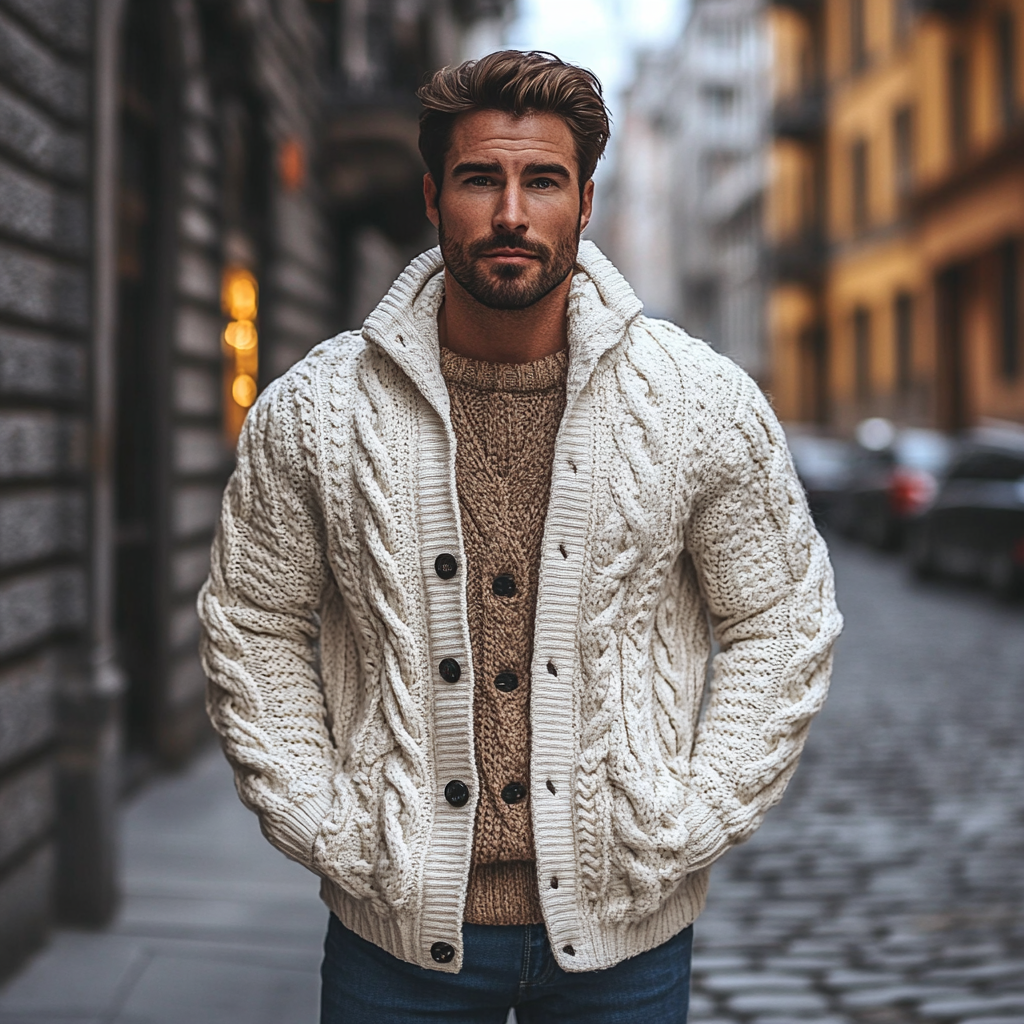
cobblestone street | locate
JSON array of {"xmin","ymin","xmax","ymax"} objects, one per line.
[
  {"xmin": 1, "ymin": 535, "xmax": 1022, "ymax": 1023},
  {"xmin": 690, "ymin": 535, "xmax": 1024, "ymax": 1024}
]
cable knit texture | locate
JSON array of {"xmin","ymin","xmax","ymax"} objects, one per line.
[
  {"xmin": 198, "ymin": 242, "xmax": 843, "ymax": 976},
  {"xmin": 440, "ymin": 346, "xmax": 569, "ymax": 926}
]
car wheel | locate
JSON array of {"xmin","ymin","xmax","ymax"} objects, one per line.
[{"xmin": 986, "ymin": 551, "xmax": 1023, "ymax": 601}]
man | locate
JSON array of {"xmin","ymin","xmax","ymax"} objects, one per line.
[{"xmin": 199, "ymin": 50, "xmax": 842, "ymax": 1024}]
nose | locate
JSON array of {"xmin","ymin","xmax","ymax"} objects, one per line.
[{"xmin": 493, "ymin": 183, "xmax": 528, "ymax": 235}]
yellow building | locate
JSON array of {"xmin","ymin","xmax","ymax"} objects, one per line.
[{"xmin": 767, "ymin": 0, "xmax": 1024, "ymax": 431}]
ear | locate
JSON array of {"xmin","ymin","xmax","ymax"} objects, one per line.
[
  {"xmin": 423, "ymin": 173, "xmax": 441, "ymax": 229},
  {"xmin": 579, "ymin": 178, "xmax": 595, "ymax": 234}
]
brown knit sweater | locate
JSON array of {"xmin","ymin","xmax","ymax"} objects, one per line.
[{"xmin": 440, "ymin": 345, "xmax": 569, "ymax": 926}]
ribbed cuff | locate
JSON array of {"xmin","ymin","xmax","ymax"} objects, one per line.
[
  {"xmin": 464, "ymin": 861, "xmax": 544, "ymax": 925},
  {"xmin": 681, "ymin": 795, "xmax": 729, "ymax": 872},
  {"xmin": 261, "ymin": 788, "xmax": 334, "ymax": 868}
]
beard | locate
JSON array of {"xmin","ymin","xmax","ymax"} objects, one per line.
[{"xmin": 438, "ymin": 221, "xmax": 579, "ymax": 311}]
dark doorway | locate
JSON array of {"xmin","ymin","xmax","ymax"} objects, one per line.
[
  {"xmin": 114, "ymin": 1, "xmax": 176, "ymax": 762},
  {"xmin": 936, "ymin": 265, "xmax": 967, "ymax": 430}
]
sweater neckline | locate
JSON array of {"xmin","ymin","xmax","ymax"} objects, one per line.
[{"xmin": 439, "ymin": 346, "xmax": 569, "ymax": 393}]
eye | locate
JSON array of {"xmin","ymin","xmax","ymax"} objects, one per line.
[
  {"xmin": 531, "ymin": 178, "xmax": 555, "ymax": 189},
  {"xmin": 467, "ymin": 175, "xmax": 492, "ymax": 186}
]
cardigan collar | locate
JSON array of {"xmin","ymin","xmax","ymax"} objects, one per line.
[{"xmin": 360, "ymin": 240, "xmax": 644, "ymax": 422}]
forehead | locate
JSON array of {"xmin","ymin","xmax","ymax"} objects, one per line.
[{"xmin": 446, "ymin": 110, "xmax": 577, "ymax": 174}]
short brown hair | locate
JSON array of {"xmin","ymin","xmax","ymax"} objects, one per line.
[{"xmin": 417, "ymin": 50, "xmax": 611, "ymax": 192}]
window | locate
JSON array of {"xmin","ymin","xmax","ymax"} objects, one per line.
[
  {"xmin": 801, "ymin": 158, "xmax": 819, "ymax": 233},
  {"xmin": 893, "ymin": 0, "xmax": 913, "ymax": 46},
  {"xmin": 894, "ymin": 292, "xmax": 914, "ymax": 393},
  {"xmin": 799, "ymin": 42, "xmax": 815, "ymax": 92},
  {"xmin": 854, "ymin": 306, "xmax": 872, "ymax": 401},
  {"xmin": 851, "ymin": 0, "xmax": 868, "ymax": 71},
  {"xmin": 999, "ymin": 239, "xmax": 1020, "ymax": 379},
  {"xmin": 948, "ymin": 49, "xmax": 970, "ymax": 160},
  {"xmin": 997, "ymin": 10, "xmax": 1017, "ymax": 129},
  {"xmin": 893, "ymin": 106, "xmax": 914, "ymax": 204},
  {"xmin": 851, "ymin": 138, "xmax": 870, "ymax": 230},
  {"xmin": 702, "ymin": 85, "xmax": 737, "ymax": 120},
  {"xmin": 685, "ymin": 278, "xmax": 721, "ymax": 347},
  {"xmin": 701, "ymin": 150, "xmax": 740, "ymax": 188},
  {"xmin": 703, "ymin": 19, "xmax": 738, "ymax": 50}
]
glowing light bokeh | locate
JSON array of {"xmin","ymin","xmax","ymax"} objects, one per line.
[
  {"xmin": 231, "ymin": 373, "xmax": 258, "ymax": 408},
  {"xmin": 223, "ymin": 319, "xmax": 258, "ymax": 351}
]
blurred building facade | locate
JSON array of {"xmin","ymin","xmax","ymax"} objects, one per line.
[
  {"xmin": 0, "ymin": 0, "xmax": 508, "ymax": 979},
  {"xmin": 767, "ymin": 0, "xmax": 1024, "ymax": 431},
  {"xmin": 600, "ymin": 0, "xmax": 771, "ymax": 378}
]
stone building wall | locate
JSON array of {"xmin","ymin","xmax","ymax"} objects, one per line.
[
  {"xmin": 0, "ymin": 0, "xmax": 93, "ymax": 973},
  {"xmin": 0, "ymin": 0, "xmax": 341, "ymax": 976}
]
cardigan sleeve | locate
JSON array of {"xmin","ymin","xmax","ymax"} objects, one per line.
[
  {"xmin": 681, "ymin": 375, "xmax": 843, "ymax": 871},
  {"xmin": 198, "ymin": 370, "xmax": 337, "ymax": 869}
]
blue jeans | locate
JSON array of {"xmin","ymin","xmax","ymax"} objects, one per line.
[{"xmin": 320, "ymin": 914, "xmax": 692, "ymax": 1023}]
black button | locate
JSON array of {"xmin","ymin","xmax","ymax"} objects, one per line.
[
  {"xmin": 492, "ymin": 574, "xmax": 516, "ymax": 597},
  {"xmin": 547, "ymin": 661, "xmax": 557, "ymax": 676},
  {"xmin": 430, "ymin": 941, "xmax": 455, "ymax": 963},
  {"xmin": 444, "ymin": 780, "xmax": 469, "ymax": 807},
  {"xmin": 563, "ymin": 944, "xmax": 576, "ymax": 956},
  {"xmin": 494, "ymin": 671, "xmax": 519, "ymax": 692},
  {"xmin": 501, "ymin": 781, "xmax": 527, "ymax": 804},
  {"xmin": 434, "ymin": 553, "xmax": 457, "ymax": 580},
  {"xmin": 550, "ymin": 877, "xmax": 559, "ymax": 888},
  {"xmin": 439, "ymin": 658, "xmax": 461, "ymax": 683}
]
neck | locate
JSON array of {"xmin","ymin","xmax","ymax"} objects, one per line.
[{"xmin": 438, "ymin": 269, "xmax": 572, "ymax": 364}]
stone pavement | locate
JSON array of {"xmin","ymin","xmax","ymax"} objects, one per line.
[
  {"xmin": 0, "ymin": 751, "xmax": 326, "ymax": 1024},
  {"xmin": 1, "ymin": 536, "xmax": 1022, "ymax": 1023},
  {"xmin": 688, "ymin": 537, "xmax": 1024, "ymax": 1024}
]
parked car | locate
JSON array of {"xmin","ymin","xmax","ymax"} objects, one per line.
[
  {"xmin": 786, "ymin": 434, "xmax": 857, "ymax": 523},
  {"xmin": 832, "ymin": 424, "xmax": 956, "ymax": 549},
  {"xmin": 906, "ymin": 436, "xmax": 1024, "ymax": 599}
]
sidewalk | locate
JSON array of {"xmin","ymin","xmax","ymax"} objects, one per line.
[{"xmin": 0, "ymin": 748, "xmax": 326, "ymax": 1024}]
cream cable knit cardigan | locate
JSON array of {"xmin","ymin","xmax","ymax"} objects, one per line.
[{"xmin": 198, "ymin": 241, "xmax": 842, "ymax": 975}]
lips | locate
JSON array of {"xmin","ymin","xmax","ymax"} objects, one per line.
[{"xmin": 484, "ymin": 249, "xmax": 538, "ymax": 260}]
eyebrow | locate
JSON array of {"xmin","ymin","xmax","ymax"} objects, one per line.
[
  {"xmin": 450, "ymin": 161, "xmax": 573, "ymax": 179},
  {"xmin": 451, "ymin": 161, "xmax": 503, "ymax": 177},
  {"xmin": 523, "ymin": 162, "xmax": 572, "ymax": 178}
]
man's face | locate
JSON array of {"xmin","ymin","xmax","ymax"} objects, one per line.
[{"xmin": 424, "ymin": 109, "xmax": 595, "ymax": 310}]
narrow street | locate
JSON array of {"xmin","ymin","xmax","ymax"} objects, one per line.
[{"xmin": 1, "ymin": 536, "xmax": 1022, "ymax": 1024}]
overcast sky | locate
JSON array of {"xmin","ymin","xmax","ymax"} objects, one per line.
[{"xmin": 507, "ymin": 0, "xmax": 688, "ymax": 122}]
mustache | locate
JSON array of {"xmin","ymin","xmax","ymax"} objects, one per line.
[{"xmin": 467, "ymin": 232, "xmax": 551, "ymax": 261}]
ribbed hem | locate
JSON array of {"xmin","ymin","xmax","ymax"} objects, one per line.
[
  {"xmin": 439, "ymin": 347, "xmax": 569, "ymax": 392},
  {"xmin": 464, "ymin": 861, "xmax": 544, "ymax": 925},
  {"xmin": 318, "ymin": 864, "xmax": 712, "ymax": 974}
]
